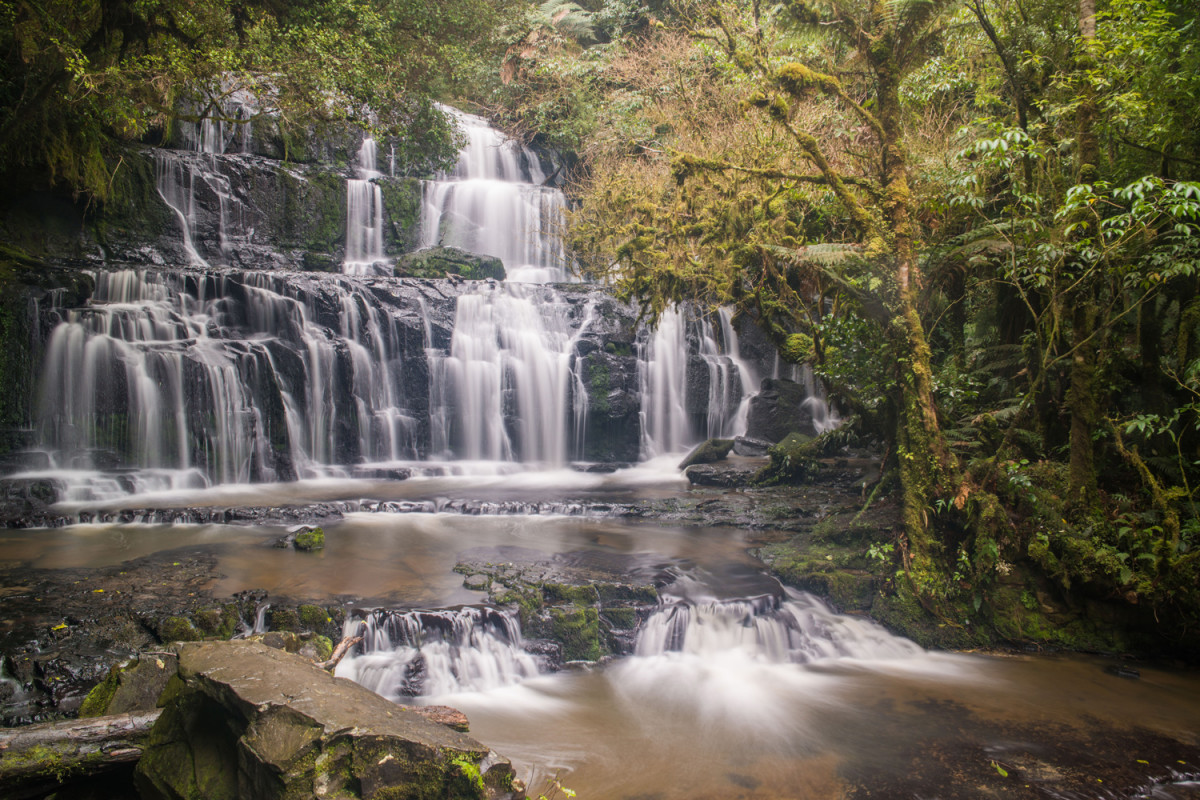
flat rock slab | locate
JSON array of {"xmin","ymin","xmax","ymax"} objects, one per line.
[{"xmin": 135, "ymin": 639, "xmax": 521, "ymax": 800}]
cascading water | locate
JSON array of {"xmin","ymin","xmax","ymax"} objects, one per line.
[
  {"xmin": 433, "ymin": 284, "xmax": 593, "ymax": 466},
  {"xmin": 336, "ymin": 606, "xmax": 541, "ymax": 699},
  {"xmin": 343, "ymin": 137, "xmax": 389, "ymax": 276},
  {"xmin": 155, "ymin": 97, "xmax": 252, "ymax": 267},
  {"xmin": 419, "ymin": 107, "xmax": 572, "ymax": 284},
  {"xmin": 639, "ymin": 304, "xmax": 757, "ymax": 457},
  {"xmin": 33, "ymin": 269, "xmax": 433, "ymax": 499},
  {"xmin": 336, "ymin": 574, "xmax": 928, "ymax": 710}
]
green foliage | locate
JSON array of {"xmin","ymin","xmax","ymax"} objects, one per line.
[{"xmin": 0, "ymin": 0, "xmax": 522, "ymax": 199}]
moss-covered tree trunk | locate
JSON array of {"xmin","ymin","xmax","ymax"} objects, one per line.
[{"xmin": 870, "ymin": 17, "xmax": 958, "ymax": 568}]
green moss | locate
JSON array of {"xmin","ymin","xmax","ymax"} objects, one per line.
[
  {"xmin": 550, "ymin": 606, "xmax": 602, "ymax": 662},
  {"xmin": 601, "ymin": 607, "xmax": 637, "ymax": 629},
  {"xmin": 298, "ymin": 604, "xmax": 331, "ymax": 631},
  {"xmin": 308, "ymin": 634, "xmax": 334, "ymax": 662},
  {"xmin": 294, "ymin": 527, "xmax": 325, "ymax": 551},
  {"xmin": 394, "ymin": 246, "xmax": 505, "ymax": 280},
  {"xmin": 78, "ymin": 665, "xmax": 121, "ymax": 718},
  {"xmin": 159, "ymin": 616, "xmax": 201, "ymax": 643},
  {"xmin": 377, "ymin": 177, "xmax": 423, "ymax": 253},
  {"xmin": 781, "ymin": 332, "xmax": 815, "ymax": 364},
  {"xmin": 193, "ymin": 606, "xmax": 239, "ymax": 639},
  {"xmin": 754, "ymin": 432, "xmax": 819, "ymax": 485},
  {"xmin": 269, "ymin": 608, "xmax": 302, "ymax": 632},
  {"xmin": 542, "ymin": 583, "xmax": 597, "ymax": 606}
]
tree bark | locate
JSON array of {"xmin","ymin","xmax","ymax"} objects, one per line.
[{"xmin": 0, "ymin": 710, "xmax": 160, "ymax": 798}]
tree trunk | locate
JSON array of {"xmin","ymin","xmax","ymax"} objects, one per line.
[{"xmin": 0, "ymin": 710, "xmax": 160, "ymax": 798}]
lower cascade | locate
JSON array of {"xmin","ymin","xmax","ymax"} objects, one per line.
[
  {"xmin": 336, "ymin": 584, "xmax": 926, "ymax": 704},
  {"xmin": 337, "ymin": 606, "xmax": 541, "ymax": 699}
]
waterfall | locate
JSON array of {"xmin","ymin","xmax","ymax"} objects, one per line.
[
  {"xmin": 700, "ymin": 307, "xmax": 757, "ymax": 440},
  {"xmin": 639, "ymin": 307, "xmax": 690, "ymax": 458},
  {"xmin": 344, "ymin": 138, "xmax": 389, "ymax": 276},
  {"xmin": 419, "ymin": 108, "xmax": 572, "ymax": 284},
  {"xmin": 634, "ymin": 588, "xmax": 922, "ymax": 663},
  {"xmin": 155, "ymin": 96, "xmax": 251, "ymax": 267},
  {"xmin": 435, "ymin": 284, "xmax": 593, "ymax": 466},
  {"xmin": 34, "ymin": 269, "xmax": 434, "ymax": 498},
  {"xmin": 336, "ymin": 606, "xmax": 541, "ymax": 699},
  {"xmin": 639, "ymin": 305, "xmax": 755, "ymax": 456}
]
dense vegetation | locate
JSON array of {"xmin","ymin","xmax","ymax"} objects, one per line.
[
  {"xmin": 490, "ymin": 0, "xmax": 1200, "ymax": 653},
  {"xmin": 0, "ymin": 0, "xmax": 522, "ymax": 199}
]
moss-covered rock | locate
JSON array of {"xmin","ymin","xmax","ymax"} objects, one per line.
[
  {"xmin": 754, "ymin": 432, "xmax": 819, "ymax": 485},
  {"xmin": 134, "ymin": 640, "xmax": 517, "ymax": 800},
  {"xmin": 80, "ymin": 653, "xmax": 180, "ymax": 717},
  {"xmin": 395, "ymin": 246, "xmax": 506, "ymax": 281},
  {"xmin": 549, "ymin": 606, "xmax": 603, "ymax": 662},
  {"xmin": 158, "ymin": 616, "xmax": 201, "ymax": 644},
  {"xmin": 293, "ymin": 527, "xmax": 325, "ymax": 551},
  {"xmin": 678, "ymin": 438, "xmax": 735, "ymax": 469}
]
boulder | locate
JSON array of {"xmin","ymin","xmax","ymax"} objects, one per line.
[
  {"xmin": 395, "ymin": 247, "xmax": 506, "ymax": 281},
  {"xmin": 135, "ymin": 640, "xmax": 522, "ymax": 800},
  {"xmin": 745, "ymin": 378, "xmax": 818, "ymax": 443},
  {"xmin": 732, "ymin": 436, "xmax": 772, "ymax": 457},
  {"xmin": 678, "ymin": 438, "xmax": 735, "ymax": 470},
  {"xmin": 684, "ymin": 462, "xmax": 762, "ymax": 488}
]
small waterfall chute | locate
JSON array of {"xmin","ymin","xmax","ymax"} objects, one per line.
[
  {"xmin": 336, "ymin": 606, "xmax": 542, "ymax": 700},
  {"xmin": 344, "ymin": 137, "xmax": 390, "ymax": 276}
]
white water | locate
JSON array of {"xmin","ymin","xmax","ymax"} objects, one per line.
[
  {"xmin": 33, "ymin": 270, "xmax": 428, "ymax": 499},
  {"xmin": 639, "ymin": 304, "xmax": 757, "ymax": 457},
  {"xmin": 435, "ymin": 283, "xmax": 593, "ymax": 466},
  {"xmin": 419, "ymin": 108, "xmax": 572, "ymax": 284},
  {"xmin": 337, "ymin": 606, "xmax": 541, "ymax": 698},
  {"xmin": 344, "ymin": 138, "xmax": 389, "ymax": 276},
  {"xmin": 155, "ymin": 97, "xmax": 252, "ymax": 267}
]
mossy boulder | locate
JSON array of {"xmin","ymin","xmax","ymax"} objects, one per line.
[
  {"xmin": 754, "ymin": 432, "xmax": 819, "ymax": 485},
  {"xmin": 678, "ymin": 438, "xmax": 735, "ymax": 470},
  {"xmin": 395, "ymin": 247, "xmax": 505, "ymax": 281},
  {"xmin": 293, "ymin": 527, "xmax": 325, "ymax": 551},
  {"xmin": 79, "ymin": 653, "xmax": 180, "ymax": 718},
  {"xmin": 134, "ymin": 640, "xmax": 520, "ymax": 800}
]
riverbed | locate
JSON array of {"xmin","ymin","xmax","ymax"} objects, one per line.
[{"xmin": 1, "ymin": 463, "xmax": 1197, "ymax": 799}]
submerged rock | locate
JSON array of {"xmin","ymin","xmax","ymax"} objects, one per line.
[
  {"xmin": 293, "ymin": 526, "xmax": 325, "ymax": 551},
  {"xmin": 134, "ymin": 640, "xmax": 522, "ymax": 800}
]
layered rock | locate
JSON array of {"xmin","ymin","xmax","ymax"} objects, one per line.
[{"xmin": 135, "ymin": 640, "xmax": 522, "ymax": 800}]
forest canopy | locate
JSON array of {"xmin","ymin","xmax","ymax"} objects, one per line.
[{"xmin": 0, "ymin": 0, "xmax": 523, "ymax": 199}]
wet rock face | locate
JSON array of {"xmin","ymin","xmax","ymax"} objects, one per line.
[
  {"xmin": 746, "ymin": 378, "xmax": 818, "ymax": 443},
  {"xmin": 135, "ymin": 640, "xmax": 522, "ymax": 800}
]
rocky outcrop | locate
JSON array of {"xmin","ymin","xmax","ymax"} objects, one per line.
[
  {"xmin": 134, "ymin": 640, "xmax": 522, "ymax": 800},
  {"xmin": 746, "ymin": 378, "xmax": 819, "ymax": 443}
]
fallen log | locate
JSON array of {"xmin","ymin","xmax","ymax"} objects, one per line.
[
  {"xmin": 316, "ymin": 633, "xmax": 362, "ymax": 671},
  {"xmin": 0, "ymin": 710, "xmax": 160, "ymax": 798}
]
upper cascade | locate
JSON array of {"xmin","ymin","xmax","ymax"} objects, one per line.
[
  {"xmin": 419, "ymin": 107, "xmax": 573, "ymax": 284},
  {"xmin": 343, "ymin": 138, "xmax": 389, "ymax": 277}
]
